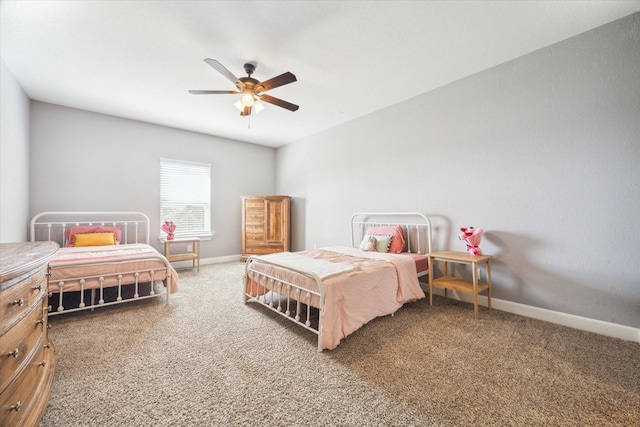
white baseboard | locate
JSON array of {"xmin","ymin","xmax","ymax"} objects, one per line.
[
  {"xmin": 428, "ymin": 287, "xmax": 639, "ymax": 343},
  {"xmin": 201, "ymin": 254, "xmax": 243, "ymax": 265},
  {"xmin": 169, "ymin": 254, "xmax": 242, "ymax": 270}
]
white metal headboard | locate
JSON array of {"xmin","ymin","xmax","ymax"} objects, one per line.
[
  {"xmin": 30, "ymin": 212, "xmax": 151, "ymax": 246},
  {"xmin": 350, "ymin": 212, "xmax": 432, "ymax": 255}
]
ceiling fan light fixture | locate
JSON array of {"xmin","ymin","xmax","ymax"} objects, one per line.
[
  {"xmin": 253, "ymin": 100, "xmax": 265, "ymax": 113},
  {"xmin": 241, "ymin": 92, "xmax": 255, "ymax": 107}
]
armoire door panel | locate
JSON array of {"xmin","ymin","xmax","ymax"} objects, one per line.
[{"xmin": 265, "ymin": 200, "xmax": 283, "ymax": 242}]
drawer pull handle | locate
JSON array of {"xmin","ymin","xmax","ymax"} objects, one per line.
[
  {"xmin": 36, "ymin": 318, "xmax": 45, "ymax": 326},
  {"xmin": 32, "ymin": 284, "xmax": 42, "ymax": 291},
  {"xmin": 10, "ymin": 401, "xmax": 21, "ymax": 412},
  {"xmin": 39, "ymin": 360, "xmax": 47, "ymax": 367},
  {"xmin": 12, "ymin": 298, "xmax": 24, "ymax": 307},
  {"xmin": 8, "ymin": 348, "xmax": 20, "ymax": 358}
]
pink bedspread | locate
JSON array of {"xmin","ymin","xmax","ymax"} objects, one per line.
[
  {"xmin": 49, "ymin": 244, "xmax": 179, "ymax": 293},
  {"xmin": 247, "ymin": 246, "xmax": 425, "ymax": 350}
]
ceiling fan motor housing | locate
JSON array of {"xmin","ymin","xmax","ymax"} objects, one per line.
[
  {"xmin": 239, "ymin": 63, "xmax": 259, "ymax": 92},
  {"xmin": 243, "ymin": 62, "xmax": 256, "ymax": 77}
]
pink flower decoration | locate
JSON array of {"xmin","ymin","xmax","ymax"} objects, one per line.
[
  {"xmin": 458, "ymin": 227, "xmax": 484, "ymax": 255},
  {"xmin": 161, "ymin": 221, "xmax": 176, "ymax": 240}
]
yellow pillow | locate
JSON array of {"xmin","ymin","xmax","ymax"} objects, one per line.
[{"xmin": 73, "ymin": 232, "xmax": 117, "ymax": 247}]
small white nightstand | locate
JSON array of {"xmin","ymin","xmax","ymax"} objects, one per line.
[{"xmin": 161, "ymin": 237, "xmax": 200, "ymax": 272}]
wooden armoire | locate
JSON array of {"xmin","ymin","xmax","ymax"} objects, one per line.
[{"xmin": 241, "ymin": 195, "xmax": 290, "ymax": 260}]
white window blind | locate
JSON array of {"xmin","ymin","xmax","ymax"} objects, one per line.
[{"xmin": 160, "ymin": 158, "xmax": 211, "ymax": 238}]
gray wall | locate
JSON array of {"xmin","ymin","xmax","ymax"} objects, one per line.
[
  {"xmin": 0, "ymin": 58, "xmax": 31, "ymax": 243},
  {"xmin": 29, "ymin": 102, "xmax": 276, "ymax": 257},
  {"xmin": 276, "ymin": 14, "xmax": 640, "ymax": 328}
]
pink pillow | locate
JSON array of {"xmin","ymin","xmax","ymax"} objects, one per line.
[
  {"xmin": 366, "ymin": 226, "xmax": 406, "ymax": 254},
  {"xmin": 64, "ymin": 225, "xmax": 122, "ymax": 247}
]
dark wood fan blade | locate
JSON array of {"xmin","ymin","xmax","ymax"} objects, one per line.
[
  {"xmin": 189, "ymin": 90, "xmax": 239, "ymax": 95},
  {"xmin": 204, "ymin": 59, "xmax": 244, "ymax": 90},
  {"xmin": 256, "ymin": 72, "xmax": 297, "ymax": 92},
  {"xmin": 259, "ymin": 94, "xmax": 299, "ymax": 112}
]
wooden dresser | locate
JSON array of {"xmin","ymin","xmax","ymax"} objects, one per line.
[
  {"xmin": 1, "ymin": 241, "xmax": 59, "ymax": 427},
  {"xmin": 241, "ymin": 195, "xmax": 290, "ymax": 260}
]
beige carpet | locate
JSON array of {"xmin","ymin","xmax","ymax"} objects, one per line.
[{"xmin": 40, "ymin": 262, "xmax": 639, "ymax": 426}]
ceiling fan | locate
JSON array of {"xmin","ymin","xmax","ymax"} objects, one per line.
[{"xmin": 189, "ymin": 59, "xmax": 299, "ymax": 116}]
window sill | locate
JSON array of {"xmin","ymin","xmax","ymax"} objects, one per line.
[{"xmin": 159, "ymin": 233, "xmax": 213, "ymax": 243}]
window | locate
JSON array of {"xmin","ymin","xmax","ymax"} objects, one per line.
[{"xmin": 160, "ymin": 158, "xmax": 211, "ymax": 238}]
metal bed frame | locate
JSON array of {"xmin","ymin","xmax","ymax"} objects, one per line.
[
  {"xmin": 243, "ymin": 212, "xmax": 432, "ymax": 351},
  {"xmin": 30, "ymin": 212, "xmax": 173, "ymax": 315}
]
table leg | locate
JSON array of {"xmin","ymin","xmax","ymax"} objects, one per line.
[
  {"xmin": 195, "ymin": 240, "xmax": 200, "ymax": 272},
  {"xmin": 443, "ymin": 261, "xmax": 448, "ymax": 299},
  {"xmin": 472, "ymin": 261, "xmax": 478, "ymax": 319},
  {"xmin": 428, "ymin": 256, "xmax": 433, "ymax": 306},
  {"xmin": 486, "ymin": 259, "xmax": 492, "ymax": 310}
]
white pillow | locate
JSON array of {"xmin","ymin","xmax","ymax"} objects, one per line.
[{"xmin": 359, "ymin": 234, "xmax": 392, "ymax": 253}]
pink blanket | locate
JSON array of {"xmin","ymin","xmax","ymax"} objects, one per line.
[
  {"xmin": 247, "ymin": 246, "xmax": 425, "ymax": 350},
  {"xmin": 49, "ymin": 243, "xmax": 179, "ymax": 294}
]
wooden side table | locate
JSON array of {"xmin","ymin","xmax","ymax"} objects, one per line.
[
  {"xmin": 162, "ymin": 237, "xmax": 200, "ymax": 272},
  {"xmin": 427, "ymin": 250, "xmax": 492, "ymax": 318}
]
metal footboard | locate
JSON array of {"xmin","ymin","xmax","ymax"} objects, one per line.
[
  {"xmin": 48, "ymin": 255, "xmax": 172, "ymax": 315},
  {"xmin": 244, "ymin": 255, "xmax": 326, "ymax": 352}
]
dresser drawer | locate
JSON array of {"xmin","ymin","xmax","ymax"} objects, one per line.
[
  {"xmin": 0, "ymin": 300, "xmax": 47, "ymax": 393},
  {"xmin": 245, "ymin": 223, "xmax": 265, "ymax": 234},
  {"xmin": 245, "ymin": 211, "xmax": 264, "ymax": 224},
  {"xmin": 0, "ymin": 266, "xmax": 47, "ymax": 335},
  {"xmin": 245, "ymin": 232, "xmax": 265, "ymax": 243},
  {"xmin": 0, "ymin": 338, "xmax": 54, "ymax": 427},
  {"xmin": 244, "ymin": 245, "xmax": 285, "ymax": 255},
  {"xmin": 244, "ymin": 200, "xmax": 265, "ymax": 210}
]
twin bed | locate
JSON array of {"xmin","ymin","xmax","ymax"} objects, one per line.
[
  {"xmin": 30, "ymin": 212, "xmax": 178, "ymax": 315},
  {"xmin": 244, "ymin": 212, "xmax": 432, "ymax": 351}
]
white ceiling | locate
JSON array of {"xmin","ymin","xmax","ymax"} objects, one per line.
[{"xmin": 2, "ymin": 1, "xmax": 638, "ymax": 148}]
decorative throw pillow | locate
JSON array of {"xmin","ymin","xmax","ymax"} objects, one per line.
[
  {"xmin": 72, "ymin": 232, "xmax": 117, "ymax": 247},
  {"xmin": 65, "ymin": 225, "xmax": 122, "ymax": 247},
  {"xmin": 366, "ymin": 226, "xmax": 406, "ymax": 253},
  {"xmin": 359, "ymin": 234, "xmax": 392, "ymax": 253}
]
